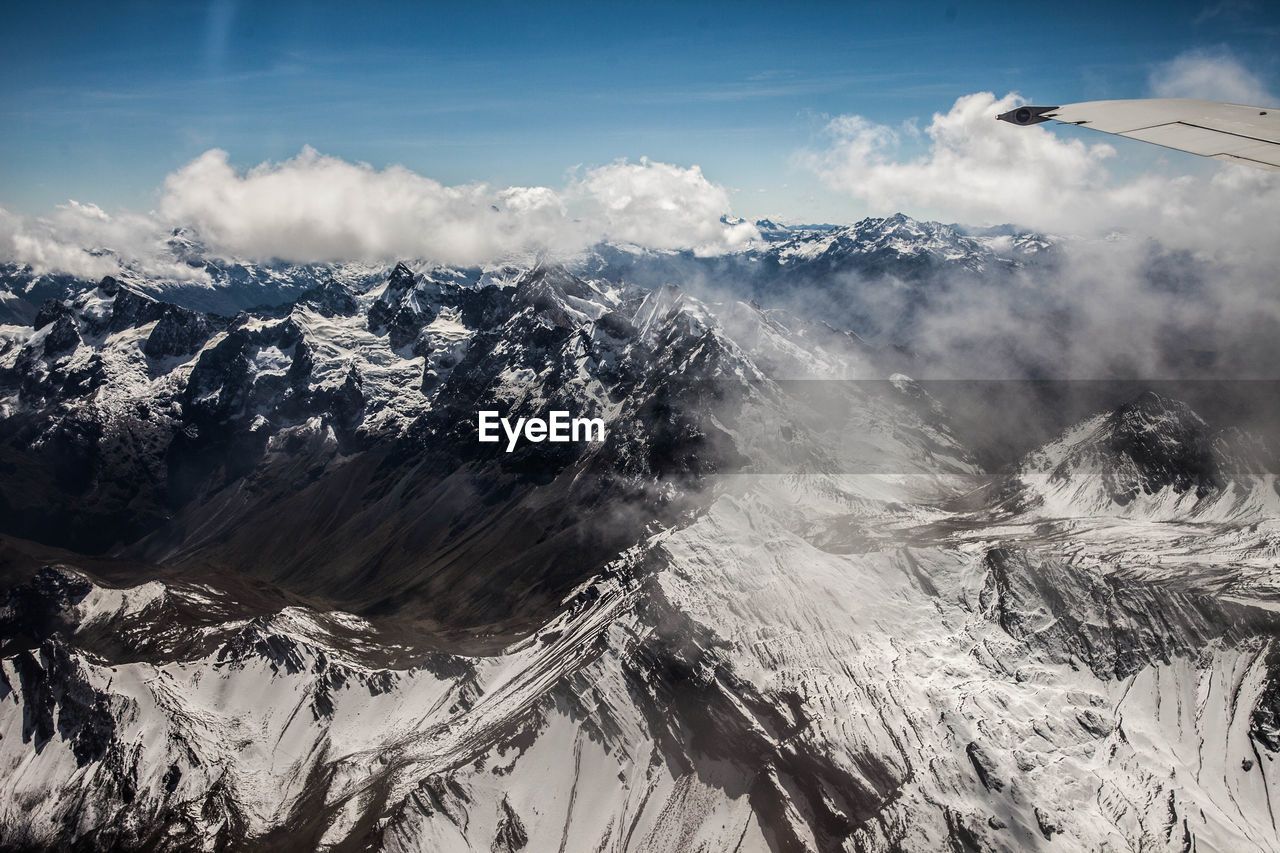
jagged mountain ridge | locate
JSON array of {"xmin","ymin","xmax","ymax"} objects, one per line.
[
  {"xmin": 0, "ymin": 212, "xmax": 1053, "ymax": 340},
  {"xmin": 2, "ymin": 252, "xmax": 1280, "ymax": 850}
]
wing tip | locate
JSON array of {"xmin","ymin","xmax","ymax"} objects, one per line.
[{"xmin": 996, "ymin": 105, "xmax": 1061, "ymax": 126}]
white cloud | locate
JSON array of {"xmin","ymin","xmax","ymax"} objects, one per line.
[
  {"xmin": 0, "ymin": 202, "xmax": 206, "ymax": 282},
  {"xmin": 1149, "ymin": 49, "xmax": 1276, "ymax": 106},
  {"xmin": 0, "ymin": 148, "xmax": 758, "ymax": 276},
  {"xmin": 572, "ymin": 157, "xmax": 759, "ymax": 253},
  {"xmin": 799, "ymin": 92, "xmax": 1119, "ymax": 235},
  {"xmin": 156, "ymin": 147, "xmax": 756, "ymax": 266}
]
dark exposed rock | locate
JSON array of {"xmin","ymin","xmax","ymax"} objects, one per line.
[
  {"xmin": 105, "ymin": 287, "xmax": 166, "ymax": 334},
  {"xmin": 491, "ymin": 796, "xmax": 528, "ymax": 852},
  {"xmin": 368, "ymin": 262, "xmax": 435, "ymax": 351},
  {"xmin": 11, "ymin": 638, "xmax": 118, "ymax": 766},
  {"xmin": 1076, "ymin": 708, "xmax": 1114, "ymax": 738},
  {"xmin": 315, "ymin": 366, "xmax": 365, "ymax": 433},
  {"xmin": 1002, "ymin": 391, "xmax": 1277, "ymax": 514},
  {"xmin": 0, "ymin": 566, "xmax": 94, "ymax": 651},
  {"xmin": 34, "ymin": 297, "xmax": 73, "ymax": 331},
  {"xmin": 298, "ymin": 276, "xmax": 359, "ymax": 317},
  {"xmin": 1251, "ymin": 648, "xmax": 1280, "ymax": 752},
  {"xmin": 144, "ymin": 305, "xmax": 223, "ymax": 359},
  {"xmin": 1034, "ymin": 806, "xmax": 1059, "ymax": 839},
  {"xmin": 1102, "ymin": 392, "xmax": 1222, "ymax": 502},
  {"xmin": 966, "ymin": 741, "xmax": 1003, "ymax": 792},
  {"xmin": 43, "ymin": 314, "xmax": 81, "ymax": 357}
]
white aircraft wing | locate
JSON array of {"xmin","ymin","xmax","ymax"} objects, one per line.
[{"xmin": 997, "ymin": 98, "xmax": 1280, "ymax": 172}]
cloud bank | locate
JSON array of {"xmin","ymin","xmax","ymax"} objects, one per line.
[{"xmin": 0, "ymin": 150, "xmax": 759, "ymax": 277}]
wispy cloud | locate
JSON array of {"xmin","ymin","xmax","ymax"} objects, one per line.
[
  {"xmin": 1148, "ymin": 47, "xmax": 1276, "ymax": 105},
  {"xmin": 1193, "ymin": 0, "xmax": 1258, "ymax": 26},
  {"xmin": 601, "ymin": 71, "xmax": 936, "ymax": 106}
]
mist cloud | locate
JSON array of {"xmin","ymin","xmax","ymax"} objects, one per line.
[{"xmin": 800, "ymin": 93, "xmax": 1118, "ymax": 236}]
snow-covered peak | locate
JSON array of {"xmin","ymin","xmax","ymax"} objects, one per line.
[
  {"xmin": 764, "ymin": 212, "xmax": 1006, "ymax": 274},
  {"xmin": 1007, "ymin": 391, "xmax": 1279, "ymax": 521}
]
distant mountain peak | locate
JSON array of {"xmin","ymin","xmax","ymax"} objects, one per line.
[{"xmin": 752, "ymin": 218, "xmax": 791, "ymax": 241}]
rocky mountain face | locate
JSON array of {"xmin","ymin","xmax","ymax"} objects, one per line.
[{"xmin": 1, "ymin": 228, "xmax": 1279, "ymax": 852}]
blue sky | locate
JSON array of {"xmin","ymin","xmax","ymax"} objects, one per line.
[{"xmin": 2, "ymin": 0, "xmax": 1278, "ymax": 222}]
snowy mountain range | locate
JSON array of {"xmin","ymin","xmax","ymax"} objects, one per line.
[
  {"xmin": 0, "ymin": 214, "xmax": 1051, "ymax": 321},
  {"xmin": 1, "ymin": 217, "xmax": 1278, "ymax": 851}
]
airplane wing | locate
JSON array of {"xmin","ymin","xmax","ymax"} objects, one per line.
[{"xmin": 997, "ymin": 98, "xmax": 1280, "ymax": 172}]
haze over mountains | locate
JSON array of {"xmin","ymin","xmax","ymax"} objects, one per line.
[{"xmin": 1, "ymin": 213, "xmax": 1279, "ymax": 851}]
